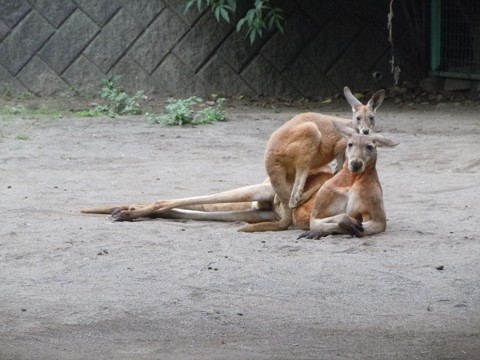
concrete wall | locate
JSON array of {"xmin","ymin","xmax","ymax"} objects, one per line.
[{"xmin": 0, "ymin": 0, "xmax": 415, "ymax": 98}]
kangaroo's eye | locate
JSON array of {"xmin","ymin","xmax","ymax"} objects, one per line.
[
  {"xmin": 356, "ymin": 116, "xmax": 361, "ymax": 122},
  {"xmin": 366, "ymin": 144, "xmax": 374, "ymax": 151},
  {"xmin": 348, "ymin": 142, "xmax": 354, "ymax": 147},
  {"xmin": 369, "ymin": 116, "xmax": 375, "ymax": 121}
]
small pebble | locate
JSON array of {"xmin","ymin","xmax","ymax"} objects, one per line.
[{"xmin": 435, "ymin": 265, "xmax": 444, "ymax": 271}]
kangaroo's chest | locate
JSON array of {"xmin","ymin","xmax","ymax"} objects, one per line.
[{"xmin": 345, "ymin": 190, "xmax": 362, "ymax": 216}]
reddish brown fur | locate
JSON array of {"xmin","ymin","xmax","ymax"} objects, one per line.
[
  {"xmin": 239, "ymin": 87, "xmax": 385, "ymax": 232},
  {"xmin": 81, "ymin": 167, "xmax": 334, "ymax": 226},
  {"xmin": 300, "ymin": 127, "xmax": 398, "ymax": 239},
  {"xmin": 81, "ymin": 88, "xmax": 388, "ymax": 235}
]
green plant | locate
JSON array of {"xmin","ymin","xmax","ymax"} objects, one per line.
[
  {"xmin": 195, "ymin": 98, "xmax": 227, "ymax": 124},
  {"xmin": 149, "ymin": 97, "xmax": 226, "ymax": 126},
  {"xmin": 185, "ymin": 0, "xmax": 284, "ymax": 44},
  {"xmin": 236, "ymin": 0, "xmax": 284, "ymax": 44},
  {"xmin": 186, "ymin": 0, "xmax": 237, "ymax": 22},
  {"xmin": 1, "ymin": 82, "xmax": 13, "ymax": 97},
  {"xmin": 99, "ymin": 75, "xmax": 146, "ymax": 116},
  {"xmin": 0, "ymin": 103, "xmax": 64, "ymax": 120},
  {"xmin": 151, "ymin": 96, "xmax": 201, "ymax": 125},
  {"xmin": 17, "ymin": 91, "xmax": 34, "ymax": 100},
  {"xmin": 4, "ymin": 104, "xmax": 26, "ymax": 115},
  {"xmin": 74, "ymin": 109, "xmax": 103, "ymax": 117},
  {"xmin": 15, "ymin": 134, "xmax": 30, "ymax": 141},
  {"xmin": 77, "ymin": 75, "xmax": 146, "ymax": 118},
  {"xmin": 271, "ymin": 106, "xmax": 281, "ymax": 113}
]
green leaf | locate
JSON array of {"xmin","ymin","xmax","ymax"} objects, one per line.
[
  {"xmin": 185, "ymin": 0, "xmax": 195, "ymax": 11},
  {"xmin": 246, "ymin": 9, "xmax": 255, "ymax": 25},
  {"xmin": 227, "ymin": 0, "xmax": 236, "ymax": 12},
  {"xmin": 220, "ymin": 7, "xmax": 230, "ymax": 22},
  {"xmin": 214, "ymin": 6, "xmax": 221, "ymax": 21},
  {"xmin": 276, "ymin": 18, "xmax": 284, "ymax": 33},
  {"xmin": 236, "ymin": 17, "xmax": 247, "ymax": 31},
  {"xmin": 249, "ymin": 29, "xmax": 256, "ymax": 44},
  {"xmin": 268, "ymin": 15, "xmax": 275, "ymax": 30}
]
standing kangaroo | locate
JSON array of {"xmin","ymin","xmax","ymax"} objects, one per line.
[{"xmin": 239, "ymin": 87, "xmax": 385, "ymax": 232}]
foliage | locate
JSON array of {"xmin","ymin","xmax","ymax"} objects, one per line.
[
  {"xmin": 186, "ymin": 0, "xmax": 237, "ymax": 22},
  {"xmin": 77, "ymin": 75, "xmax": 146, "ymax": 118},
  {"xmin": 270, "ymin": 106, "xmax": 281, "ymax": 113},
  {"xmin": 195, "ymin": 98, "xmax": 227, "ymax": 124},
  {"xmin": 74, "ymin": 108, "xmax": 102, "ymax": 117},
  {"xmin": 98, "ymin": 75, "xmax": 146, "ymax": 117},
  {"xmin": 0, "ymin": 103, "xmax": 63, "ymax": 120},
  {"xmin": 152, "ymin": 96, "xmax": 200, "ymax": 126},
  {"xmin": 15, "ymin": 134, "xmax": 30, "ymax": 141},
  {"xmin": 185, "ymin": 0, "xmax": 284, "ymax": 44},
  {"xmin": 149, "ymin": 97, "xmax": 227, "ymax": 126},
  {"xmin": 4, "ymin": 104, "xmax": 26, "ymax": 115}
]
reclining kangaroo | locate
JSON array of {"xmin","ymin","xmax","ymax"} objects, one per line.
[
  {"xmin": 239, "ymin": 87, "xmax": 385, "ymax": 232},
  {"xmin": 299, "ymin": 124, "xmax": 399, "ymax": 239},
  {"xmin": 81, "ymin": 166, "xmax": 335, "ymax": 230},
  {"xmin": 82, "ymin": 87, "xmax": 386, "ymax": 233},
  {"xmin": 82, "ymin": 128, "xmax": 398, "ymax": 239}
]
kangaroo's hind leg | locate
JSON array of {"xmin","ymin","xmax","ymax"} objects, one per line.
[{"xmin": 241, "ymin": 122, "xmax": 322, "ymax": 232}]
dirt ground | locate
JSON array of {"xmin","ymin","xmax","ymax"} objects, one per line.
[{"xmin": 0, "ymin": 99, "xmax": 479, "ymax": 360}]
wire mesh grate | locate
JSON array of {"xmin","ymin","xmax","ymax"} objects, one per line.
[{"xmin": 432, "ymin": 0, "xmax": 480, "ymax": 77}]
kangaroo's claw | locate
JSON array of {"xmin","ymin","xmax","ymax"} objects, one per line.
[{"xmin": 111, "ymin": 207, "xmax": 134, "ymax": 221}]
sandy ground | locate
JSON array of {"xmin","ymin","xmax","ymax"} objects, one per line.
[{"xmin": 0, "ymin": 100, "xmax": 479, "ymax": 360}]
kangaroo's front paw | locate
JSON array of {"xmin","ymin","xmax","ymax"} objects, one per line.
[
  {"xmin": 298, "ymin": 228, "xmax": 328, "ymax": 240},
  {"xmin": 338, "ymin": 217, "xmax": 364, "ymax": 237},
  {"xmin": 289, "ymin": 192, "xmax": 302, "ymax": 209},
  {"xmin": 111, "ymin": 207, "xmax": 134, "ymax": 221}
]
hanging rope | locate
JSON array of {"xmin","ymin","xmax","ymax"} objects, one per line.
[{"xmin": 388, "ymin": 0, "xmax": 401, "ymax": 86}]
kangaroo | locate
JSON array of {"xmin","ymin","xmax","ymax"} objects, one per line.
[
  {"xmin": 81, "ymin": 166, "xmax": 335, "ymax": 229},
  {"xmin": 82, "ymin": 87, "xmax": 386, "ymax": 233},
  {"xmin": 82, "ymin": 126, "xmax": 397, "ymax": 239},
  {"xmin": 238, "ymin": 87, "xmax": 385, "ymax": 232},
  {"xmin": 299, "ymin": 124, "xmax": 399, "ymax": 239}
]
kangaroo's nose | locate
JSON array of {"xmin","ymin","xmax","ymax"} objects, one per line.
[
  {"xmin": 350, "ymin": 160, "xmax": 364, "ymax": 173},
  {"xmin": 362, "ymin": 128, "xmax": 370, "ymax": 135}
]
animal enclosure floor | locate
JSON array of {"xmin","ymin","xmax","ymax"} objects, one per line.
[{"xmin": 0, "ymin": 101, "xmax": 479, "ymax": 360}]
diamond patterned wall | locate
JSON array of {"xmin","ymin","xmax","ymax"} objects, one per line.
[{"xmin": 0, "ymin": 0, "xmax": 412, "ymax": 97}]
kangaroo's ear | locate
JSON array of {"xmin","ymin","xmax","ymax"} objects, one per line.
[
  {"xmin": 344, "ymin": 86, "xmax": 362, "ymax": 111},
  {"xmin": 371, "ymin": 134, "xmax": 399, "ymax": 147},
  {"xmin": 334, "ymin": 120, "xmax": 357, "ymax": 138},
  {"xmin": 367, "ymin": 90, "xmax": 385, "ymax": 113}
]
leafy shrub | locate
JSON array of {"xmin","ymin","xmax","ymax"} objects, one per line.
[
  {"xmin": 149, "ymin": 97, "xmax": 226, "ymax": 126},
  {"xmin": 99, "ymin": 75, "xmax": 146, "ymax": 116},
  {"xmin": 4, "ymin": 104, "xmax": 26, "ymax": 115},
  {"xmin": 77, "ymin": 75, "xmax": 146, "ymax": 118}
]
